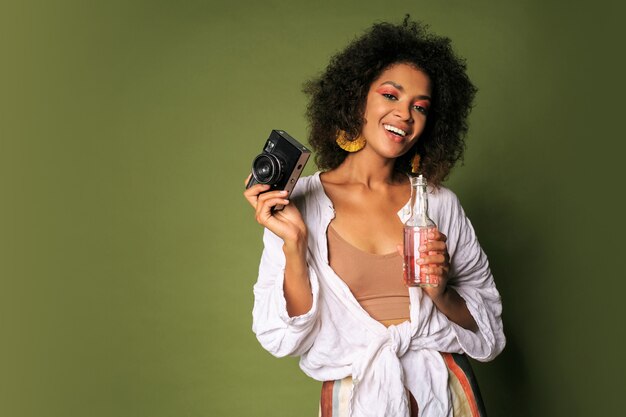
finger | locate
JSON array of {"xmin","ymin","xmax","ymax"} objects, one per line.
[
  {"xmin": 422, "ymin": 265, "xmax": 449, "ymax": 276},
  {"xmin": 427, "ymin": 229, "xmax": 447, "ymax": 243},
  {"xmin": 243, "ymin": 182, "xmax": 271, "ymax": 196},
  {"xmin": 421, "ymin": 267, "xmax": 449, "ymax": 290},
  {"xmin": 416, "ymin": 253, "xmax": 448, "ymax": 265},
  {"xmin": 243, "ymin": 183, "xmax": 271, "ymax": 208},
  {"xmin": 254, "ymin": 189, "xmax": 294, "ymax": 215},
  {"xmin": 243, "ymin": 183, "xmax": 272, "ymax": 197},
  {"xmin": 244, "ymin": 173, "xmax": 252, "ymax": 186},
  {"xmin": 419, "ymin": 240, "xmax": 447, "ymax": 253},
  {"xmin": 256, "ymin": 190, "xmax": 289, "ymax": 205},
  {"xmin": 255, "ymin": 197, "xmax": 291, "ymax": 224}
]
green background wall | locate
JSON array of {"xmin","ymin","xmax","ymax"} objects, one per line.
[{"xmin": 1, "ymin": 0, "xmax": 623, "ymax": 416}]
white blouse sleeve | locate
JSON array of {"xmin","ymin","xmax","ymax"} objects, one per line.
[
  {"xmin": 251, "ymin": 227, "xmax": 321, "ymax": 357},
  {"xmin": 442, "ymin": 191, "xmax": 506, "ymax": 361}
]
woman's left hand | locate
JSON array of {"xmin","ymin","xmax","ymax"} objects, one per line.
[
  {"xmin": 416, "ymin": 229, "xmax": 450, "ymax": 301},
  {"xmin": 398, "ymin": 229, "xmax": 478, "ymax": 331}
]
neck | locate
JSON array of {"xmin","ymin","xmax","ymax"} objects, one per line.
[{"xmin": 335, "ymin": 151, "xmax": 402, "ymax": 187}]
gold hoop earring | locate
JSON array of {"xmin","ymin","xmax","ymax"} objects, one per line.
[
  {"xmin": 336, "ymin": 131, "xmax": 366, "ymax": 152},
  {"xmin": 411, "ymin": 153, "xmax": 421, "ymax": 174}
]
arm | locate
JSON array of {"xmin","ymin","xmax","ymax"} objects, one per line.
[
  {"xmin": 406, "ymin": 190, "xmax": 505, "ymax": 361},
  {"xmin": 243, "ymin": 177, "xmax": 314, "ymax": 316},
  {"xmin": 244, "ymin": 177, "xmax": 320, "ymax": 356},
  {"xmin": 441, "ymin": 192, "xmax": 506, "ymax": 361},
  {"xmin": 417, "ymin": 229, "xmax": 478, "ymax": 332},
  {"xmin": 282, "ymin": 237, "xmax": 314, "ymax": 317}
]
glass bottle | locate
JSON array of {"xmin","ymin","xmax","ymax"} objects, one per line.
[{"xmin": 403, "ymin": 175, "xmax": 438, "ymax": 287}]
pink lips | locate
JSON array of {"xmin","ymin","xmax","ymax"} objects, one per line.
[{"xmin": 384, "ymin": 127, "xmax": 406, "ymax": 143}]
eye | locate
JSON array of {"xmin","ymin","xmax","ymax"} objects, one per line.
[
  {"xmin": 413, "ymin": 105, "xmax": 429, "ymax": 115},
  {"xmin": 382, "ymin": 93, "xmax": 398, "ymax": 101}
]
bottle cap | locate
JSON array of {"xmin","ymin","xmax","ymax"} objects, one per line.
[{"xmin": 411, "ymin": 174, "xmax": 427, "ymax": 186}]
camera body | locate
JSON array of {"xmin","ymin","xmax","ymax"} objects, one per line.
[{"xmin": 246, "ymin": 130, "xmax": 311, "ymax": 210}]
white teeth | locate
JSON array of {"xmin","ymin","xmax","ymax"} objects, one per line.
[{"xmin": 384, "ymin": 124, "xmax": 407, "ymax": 137}]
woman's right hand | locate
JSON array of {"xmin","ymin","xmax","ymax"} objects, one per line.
[
  {"xmin": 243, "ymin": 174, "xmax": 308, "ymax": 246},
  {"xmin": 244, "ymin": 175, "xmax": 312, "ymax": 316}
]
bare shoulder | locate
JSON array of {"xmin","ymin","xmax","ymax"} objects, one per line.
[{"xmin": 318, "ymin": 170, "xmax": 352, "ymax": 204}]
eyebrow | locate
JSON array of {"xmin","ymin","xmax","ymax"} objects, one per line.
[{"xmin": 380, "ymin": 81, "xmax": 431, "ymax": 100}]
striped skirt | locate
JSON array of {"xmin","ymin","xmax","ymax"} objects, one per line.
[{"xmin": 319, "ymin": 352, "xmax": 487, "ymax": 417}]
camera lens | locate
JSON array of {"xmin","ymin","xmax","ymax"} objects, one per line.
[{"xmin": 251, "ymin": 154, "xmax": 283, "ymax": 185}]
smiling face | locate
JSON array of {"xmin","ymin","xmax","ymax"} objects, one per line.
[{"xmin": 360, "ymin": 63, "xmax": 431, "ymax": 159}]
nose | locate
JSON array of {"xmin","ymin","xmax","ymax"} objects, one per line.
[{"xmin": 394, "ymin": 103, "xmax": 413, "ymax": 122}]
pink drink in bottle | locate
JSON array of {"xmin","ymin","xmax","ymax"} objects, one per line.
[{"xmin": 403, "ymin": 175, "xmax": 439, "ymax": 287}]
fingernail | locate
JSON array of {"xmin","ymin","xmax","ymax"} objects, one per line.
[
  {"xmin": 419, "ymin": 245, "xmax": 426, "ymax": 252},
  {"xmin": 428, "ymin": 233, "xmax": 435, "ymax": 239},
  {"xmin": 280, "ymin": 190, "xmax": 288, "ymax": 195},
  {"xmin": 416, "ymin": 258, "xmax": 424, "ymax": 264}
]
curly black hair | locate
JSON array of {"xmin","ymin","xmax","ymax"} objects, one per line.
[{"xmin": 303, "ymin": 16, "xmax": 477, "ymax": 185}]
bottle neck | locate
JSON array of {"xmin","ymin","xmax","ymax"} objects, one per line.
[{"xmin": 407, "ymin": 175, "xmax": 435, "ymax": 227}]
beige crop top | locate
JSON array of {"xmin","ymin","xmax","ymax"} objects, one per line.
[{"xmin": 327, "ymin": 224, "xmax": 410, "ymax": 323}]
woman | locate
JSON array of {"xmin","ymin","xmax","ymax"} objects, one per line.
[{"xmin": 244, "ymin": 17, "xmax": 505, "ymax": 417}]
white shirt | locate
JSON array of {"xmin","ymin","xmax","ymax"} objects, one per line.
[{"xmin": 252, "ymin": 172, "xmax": 505, "ymax": 417}]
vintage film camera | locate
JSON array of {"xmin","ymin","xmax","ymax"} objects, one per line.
[{"xmin": 246, "ymin": 130, "xmax": 311, "ymax": 210}]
